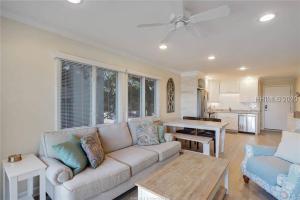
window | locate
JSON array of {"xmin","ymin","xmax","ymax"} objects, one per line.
[
  {"xmin": 60, "ymin": 60, "xmax": 92, "ymax": 129},
  {"xmin": 128, "ymin": 74, "xmax": 158, "ymax": 118},
  {"xmin": 59, "ymin": 59, "xmax": 118, "ymax": 129},
  {"xmin": 96, "ymin": 68, "xmax": 118, "ymax": 124},
  {"xmin": 145, "ymin": 78, "xmax": 156, "ymax": 116},
  {"xmin": 128, "ymin": 74, "xmax": 142, "ymax": 118}
]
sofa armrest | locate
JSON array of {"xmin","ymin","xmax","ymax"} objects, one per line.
[
  {"xmin": 164, "ymin": 133, "xmax": 174, "ymax": 142},
  {"xmin": 279, "ymin": 164, "xmax": 300, "ymax": 199},
  {"xmin": 41, "ymin": 156, "xmax": 73, "ymax": 185}
]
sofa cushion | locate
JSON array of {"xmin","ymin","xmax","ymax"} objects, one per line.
[
  {"xmin": 128, "ymin": 118, "xmax": 154, "ymax": 144},
  {"xmin": 275, "ymin": 131, "xmax": 300, "ymax": 164},
  {"xmin": 107, "ymin": 146, "xmax": 158, "ymax": 175},
  {"xmin": 246, "ymin": 156, "xmax": 291, "ymax": 185},
  {"xmin": 41, "ymin": 127, "xmax": 97, "ymax": 159},
  {"xmin": 62, "ymin": 157, "xmax": 130, "ymax": 199},
  {"xmin": 97, "ymin": 123, "xmax": 132, "ymax": 153},
  {"xmin": 136, "ymin": 141, "xmax": 181, "ymax": 161}
]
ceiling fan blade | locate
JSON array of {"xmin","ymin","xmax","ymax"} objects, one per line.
[
  {"xmin": 185, "ymin": 24, "xmax": 202, "ymax": 38},
  {"xmin": 190, "ymin": 5, "xmax": 230, "ymax": 24},
  {"xmin": 171, "ymin": 0, "xmax": 184, "ymax": 17},
  {"xmin": 161, "ymin": 29, "xmax": 176, "ymax": 44},
  {"xmin": 137, "ymin": 23, "xmax": 169, "ymax": 28}
]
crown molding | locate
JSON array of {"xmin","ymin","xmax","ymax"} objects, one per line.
[
  {"xmin": 180, "ymin": 71, "xmax": 204, "ymax": 77},
  {"xmin": 1, "ymin": 11, "xmax": 181, "ymax": 76}
]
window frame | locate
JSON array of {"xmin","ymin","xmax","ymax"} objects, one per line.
[
  {"xmin": 127, "ymin": 74, "xmax": 159, "ymax": 119},
  {"xmin": 56, "ymin": 58, "xmax": 121, "ymax": 129},
  {"xmin": 95, "ymin": 67, "xmax": 119, "ymax": 125},
  {"xmin": 54, "ymin": 54, "xmax": 161, "ymax": 130},
  {"xmin": 145, "ymin": 77, "xmax": 157, "ymax": 117}
]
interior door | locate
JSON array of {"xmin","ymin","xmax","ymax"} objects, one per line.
[{"xmin": 264, "ymin": 86, "xmax": 291, "ymax": 130}]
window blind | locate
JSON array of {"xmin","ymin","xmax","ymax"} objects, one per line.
[{"xmin": 60, "ymin": 60, "xmax": 92, "ymax": 129}]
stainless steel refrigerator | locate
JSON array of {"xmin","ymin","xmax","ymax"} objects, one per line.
[{"xmin": 197, "ymin": 88, "xmax": 208, "ymax": 118}]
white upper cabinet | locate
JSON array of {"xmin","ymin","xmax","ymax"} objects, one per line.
[
  {"xmin": 220, "ymin": 80, "xmax": 240, "ymax": 94},
  {"xmin": 239, "ymin": 77, "xmax": 258, "ymax": 102},
  {"xmin": 207, "ymin": 80, "xmax": 220, "ymax": 103}
]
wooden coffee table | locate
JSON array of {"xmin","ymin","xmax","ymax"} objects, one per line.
[{"xmin": 136, "ymin": 151, "xmax": 229, "ymax": 200}]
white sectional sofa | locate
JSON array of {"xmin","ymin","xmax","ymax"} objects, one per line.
[{"xmin": 39, "ymin": 122, "xmax": 181, "ymax": 200}]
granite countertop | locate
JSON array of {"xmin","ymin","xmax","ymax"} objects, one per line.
[{"xmin": 209, "ymin": 109, "xmax": 260, "ymax": 114}]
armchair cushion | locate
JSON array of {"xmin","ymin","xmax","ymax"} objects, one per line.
[
  {"xmin": 275, "ymin": 131, "xmax": 300, "ymax": 164},
  {"xmin": 246, "ymin": 156, "xmax": 292, "ymax": 185}
]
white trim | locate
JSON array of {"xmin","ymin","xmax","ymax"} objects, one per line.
[
  {"xmin": 117, "ymin": 72, "xmax": 124, "ymax": 123},
  {"xmin": 180, "ymin": 71, "xmax": 202, "ymax": 77},
  {"xmin": 54, "ymin": 59, "xmax": 61, "ymax": 130},
  {"xmin": 53, "ymin": 52, "xmax": 126, "ymax": 73},
  {"xmin": 155, "ymin": 80, "xmax": 160, "ymax": 117},
  {"xmin": 141, "ymin": 77, "xmax": 146, "ymax": 117},
  {"xmin": 123, "ymin": 72, "xmax": 129, "ymax": 122},
  {"xmin": 126, "ymin": 69, "xmax": 162, "ymax": 80},
  {"xmin": 91, "ymin": 66, "xmax": 97, "ymax": 126}
]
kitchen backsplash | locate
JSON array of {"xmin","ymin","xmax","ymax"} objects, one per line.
[{"xmin": 208, "ymin": 93, "xmax": 259, "ymax": 111}]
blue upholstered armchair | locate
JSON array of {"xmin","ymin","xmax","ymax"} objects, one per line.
[{"xmin": 241, "ymin": 144, "xmax": 300, "ymax": 200}]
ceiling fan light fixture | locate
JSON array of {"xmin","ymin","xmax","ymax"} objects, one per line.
[
  {"xmin": 259, "ymin": 13, "xmax": 275, "ymax": 22},
  {"xmin": 67, "ymin": 0, "xmax": 82, "ymax": 4},
  {"xmin": 208, "ymin": 55, "xmax": 216, "ymax": 60},
  {"xmin": 159, "ymin": 43, "xmax": 168, "ymax": 50}
]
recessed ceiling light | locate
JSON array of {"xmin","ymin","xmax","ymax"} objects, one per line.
[
  {"xmin": 259, "ymin": 13, "xmax": 275, "ymax": 22},
  {"xmin": 67, "ymin": 0, "xmax": 82, "ymax": 4},
  {"xmin": 159, "ymin": 43, "xmax": 167, "ymax": 50},
  {"xmin": 208, "ymin": 55, "xmax": 216, "ymax": 60},
  {"xmin": 239, "ymin": 66, "xmax": 248, "ymax": 71}
]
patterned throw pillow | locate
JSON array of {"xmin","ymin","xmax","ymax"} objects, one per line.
[
  {"xmin": 80, "ymin": 132, "xmax": 105, "ymax": 168},
  {"xmin": 134, "ymin": 121, "xmax": 160, "ymax": 146},
  {"xmin": 157, "ymin": 125, "xmax": 166, "ymax": 143}
]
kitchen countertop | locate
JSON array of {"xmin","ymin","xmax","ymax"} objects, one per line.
[{"xmin": 209, "ymin": 109, "xmax": 260, "ymax": 114}]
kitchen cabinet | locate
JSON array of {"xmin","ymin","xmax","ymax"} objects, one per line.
[
  {"xmin": 220, "ymin": 80, "xmax": 240, "ymax": 94},
  {"xmin": 207, "ymin": 80, "xmax": 220, "ymax": 103},
  {"xmin": 216, "ymin": 113, "xmax": 238, "ymax": 131},
  {"xmin": 240, "ymin": 78, "xmax": 258, "ymax": 102}
]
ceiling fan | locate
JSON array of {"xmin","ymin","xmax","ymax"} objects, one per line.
[{"xmin": 136, "ymin": 1, "xmax": 230, "ymax": 49}]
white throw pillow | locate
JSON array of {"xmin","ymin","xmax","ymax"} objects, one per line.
[{"xmin": 274, "ymin": 131, "xmax": 300, "ymax": 164}]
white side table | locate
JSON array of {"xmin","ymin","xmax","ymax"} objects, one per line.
[{"xmin": 2, "ymin": 154, "xmax": 47, "ymax": 200}]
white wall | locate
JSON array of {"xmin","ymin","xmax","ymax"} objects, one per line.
[
  {"xmin": 1, "ymin": 17, "xmax": 181, "ymax": 164},
  {"xmin": 180, "ymin": 74, "xmax": 198, "ymax": 117}
]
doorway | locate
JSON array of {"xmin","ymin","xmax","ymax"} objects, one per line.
[{"xmin": 264, "ymin": 85, "xmax": 291, "ymax": 130}]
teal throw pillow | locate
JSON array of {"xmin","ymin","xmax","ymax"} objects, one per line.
[
  {"xmin": 52, "ymin": 136, "xmax": 88, "ymax": 175},
  {"xmin": 157, "ymin": 125, "xmax": 166, "ymax": 143}
]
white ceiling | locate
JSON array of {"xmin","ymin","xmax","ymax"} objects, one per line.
[{"xmin": 1, "ymin": 0, "xmax": 300, "ymax": 77}]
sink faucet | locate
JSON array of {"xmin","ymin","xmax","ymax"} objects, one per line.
[{"xmin": 229, "ymin": 107, "xmax": 232, "ymax": 112}]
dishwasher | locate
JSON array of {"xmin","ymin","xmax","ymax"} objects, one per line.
[{"xmin": 238, "ymin": 114, "xmax": 256, "ymax": 133}]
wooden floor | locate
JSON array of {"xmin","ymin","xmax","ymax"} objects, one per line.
[{"xmin": 116, "ymin": 131, "xmax": 281, "ymax": 200}]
